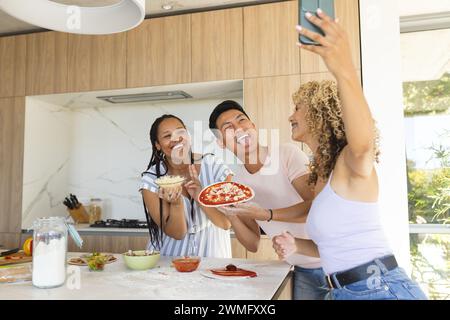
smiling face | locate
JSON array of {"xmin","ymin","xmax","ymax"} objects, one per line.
[
  {"xmin": 215, "ymin": 109, "xmax": 258, "ymax": 157},
  {"xmin": 155, "ymin": 117, "xmax": 191, "ymax": 164},
  {"xmin": 288, "ymin": 102, "xmax": 310, "ymax": 143}
]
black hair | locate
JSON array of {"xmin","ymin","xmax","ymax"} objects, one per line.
[
  {"xmin": 208, "ymin": 100, "xmax": 250, "ymax": 134},
  {"xmin": 141, "ymin": 114, "xmax": 192, "ymax": 250}
]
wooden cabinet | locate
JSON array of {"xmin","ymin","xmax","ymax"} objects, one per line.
[
  {"xmin": 191, "ymin": 8, "xmax": 243, "ymax": 82},
  {"xmin": 243, "ymin": 1, "xmax": 300, "ymax": 78},
  {"xmin": 273, "ymin": 271, "xmax": 294, "ymax": 300},
  {"xmin": 232, "ymin": 236, "xmax": 279, "ymax": 262},
  {"xmin": 0, "ymin": 35, "xmax": 26, "ymax": 98},
  {"xmin": 0, "ymin": 97, "xmax": 25, "ymax": 233},
  {"xmin": 231, "ymin": 237, "xmax": 247, "ymax": 259},
  {"xmin": 247, "ymin": 238, "xmax": 279, "ymax": 261},
  {"xmin": 26, "ymin": 32, "xmax": 68, "ymax": 95},
  {"xmin": 244, "ymin": 75, "xmax": 301, "ymax": 145},
  {"xmin": 244, "ymin": 71, "xmax": 361, "ymax": 149},
  {"xmin": 0, "ymin": 233, "xmax": 22, "ymax": 250},
  {"xmin": 127, "ymin": 15, "xmax": 191, "ymax": 88},
  {"xmin": 300, "ymin": 69, "xmax": 362, "ymax": 85},
  {"xmin": 67, "ymin": 234, "xmax": 149, "ymax": 253},
  {"xmin": 68, "ymin": 33, "xmax": 127, "ymax": 92},
  {"xmin": 301, "ymin": 0, "xmax": 361, "ymax": 73}
]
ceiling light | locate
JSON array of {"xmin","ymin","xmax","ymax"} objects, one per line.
[
  {"xmin": 0, "ymin": 0, "xmax": 145, "ymax": 35},
  {"xmin": 162, "ymin": 4, "xmax": 173, "ymax": 10},
  {"xmin": 97, "ymin": 91, "xmax": 193, "ymax": 104}
]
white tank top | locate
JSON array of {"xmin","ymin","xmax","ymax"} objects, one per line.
[{"xmin": 306, "ymin": 171, "xmax": 392, "ymax": 275}]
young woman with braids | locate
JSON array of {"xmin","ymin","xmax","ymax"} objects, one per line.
[
  {"xmin": 272, "ymin": 9, "xmax": 426, "ymax": 300},
  {"xmin": 139, "ymin": 114, "xmax": 233, "ymax": 258}
]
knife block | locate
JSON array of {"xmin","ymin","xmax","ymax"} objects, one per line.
[{"xmin": 68, "ymin": 205, "xmax": 90, "ymax": 224}]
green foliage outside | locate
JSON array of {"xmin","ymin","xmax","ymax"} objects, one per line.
[
  {"xmin": 407, "ymin": 148, "xmax": 450, "ymax": 225},
  {"xmin": 404, "ymin": 71, "xmax": 449, "ymax": 224},
  {"xmin": 403, "ymin": 73, "xmax": 450, "ymax": 116},
  {"xmin": 404, "ymin": 72, "xmax": 449, "ymax": 300}
]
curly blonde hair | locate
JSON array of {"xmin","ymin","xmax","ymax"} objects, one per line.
[{"xmin": 292, "ymin": 80, "xmax": 379, "ymax": 185}]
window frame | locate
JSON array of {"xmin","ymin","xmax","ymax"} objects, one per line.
[{"xmin": 401, "ymin": 13, "xmax": 450, "ymax": 235}]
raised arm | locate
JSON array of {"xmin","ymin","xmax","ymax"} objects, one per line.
[{"xmin": 296, "ymin": 9, "xmax": 376, "ymax": 178}]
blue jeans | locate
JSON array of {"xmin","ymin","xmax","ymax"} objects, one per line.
[
  {"xmin": 293, "ymin": 266, "xmax": 329, "ymax": 300},
  {"xmin": 326, "ymin": 265, "xmax": 428, "ymax": 300}
]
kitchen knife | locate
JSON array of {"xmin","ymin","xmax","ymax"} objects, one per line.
[
  {"xmin": 0, "ymin": 248, "xmax": 20, "ymax": 257},
  {"xmin": 64, "ymin": 198, "xmax": 73, "ymax": 209},
  {"xmin": 69, "ymin": 194, "xmax": 79, "ymax": 209},
  {"xmin": 73, "ymin": 194, "xmax": 80, "ymax": 207}
]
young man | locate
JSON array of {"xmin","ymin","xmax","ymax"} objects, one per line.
[{"xmin": 209, "ymin": 100, "xmax": 328, "ymax": 300}]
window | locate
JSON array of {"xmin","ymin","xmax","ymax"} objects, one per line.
[{"xmin": 401, "ymin": 26, "xmax": 449, "ymax": 299}]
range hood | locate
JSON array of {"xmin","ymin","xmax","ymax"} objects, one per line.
[{"xmin": 97, "ymin": 91, "xmax": 193, "ymax": 104}]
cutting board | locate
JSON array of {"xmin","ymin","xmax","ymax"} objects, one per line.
[{"xmin": 0, "ymin": 252, "xmax": 32, "ymax": 266}]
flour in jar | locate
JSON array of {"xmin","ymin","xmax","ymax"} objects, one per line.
[{"xmin": 32, "ymin": 237, "xmax": 67, "ymax": 288}]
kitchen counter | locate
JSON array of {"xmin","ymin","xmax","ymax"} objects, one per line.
[
  {"xmin": 22, "ymin": 225, "xmax": 270, "ymax": 239},
  {"xmin": 21, "ymin": 224, "xmax": 151, "ymax": 236},
  {"xmin": 0, "ymin": 253, "xmax": 292, "ymax": 300},
  {"xmin": 76, "ymin": 223, "xmax": 151, "ymax": 235}
]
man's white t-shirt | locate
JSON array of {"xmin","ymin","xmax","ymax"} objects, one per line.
[{"xmin": 230, "ymin": 143, "xmax": 322, "ymax": 269}]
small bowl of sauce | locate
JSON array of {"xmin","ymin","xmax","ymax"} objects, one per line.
[{"xmin": 172, "ymin": 256, "xmax": 201, "ymax": 272}]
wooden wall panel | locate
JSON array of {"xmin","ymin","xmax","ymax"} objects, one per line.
[
  {"xmin": 0, "ymin": 233, "xmax": 21, "ymax": 249},
  {"xmin": 244, "ymin": 75, "xmax": 301, "ymax": 146},
  {"xmin": 26, "ymin": 32, "xmax": 68, "ymax": 95},
  {"xmin": 68, "ymin": 33, "xmax": 127, "ymax": 92},
  {"xmin": 300, "ymin": 69, "xmax": 362, "ymax": 84},
  {"xmin": 0, "ymin": 97, "xmax": 25, "ymax": 233},
  {"xmin": 244, "ymin": 0, "xmax": 300, "ymax": 78},
  {"xmin": 127, "ymin": 15, "xmax": 191, "ymax": 87},
  {"xmin": 68, "ymin": 235, "xmax": 149, "ymax": 253},
  {"xmin": 301, "ymin": 0, "xmax": 361, "ymax": 73},
  {"xmin": 192, "ymin": 8, "xmax": 243, "ymax": 82},
  {"xmin": 0, "ymin": 35, "xmax": 26, "ymax": 98}
]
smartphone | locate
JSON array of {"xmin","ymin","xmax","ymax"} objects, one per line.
[{"xmin": 299, "ymin": 0, "xmax": 335, "ymax": 46}]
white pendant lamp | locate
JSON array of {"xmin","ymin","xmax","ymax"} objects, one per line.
[{"xmin": 0, "ymin": 0, "xmax": 145, "ymax": 35}]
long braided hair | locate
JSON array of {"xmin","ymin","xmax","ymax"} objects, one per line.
[{"xmin": 141, "ymin": 114, "xmax": 187, "ymax": 250}]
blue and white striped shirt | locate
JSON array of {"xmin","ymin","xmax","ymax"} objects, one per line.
[{"xmin": 140, "ymin": 154, "xmax": 233, "ymax": 258}]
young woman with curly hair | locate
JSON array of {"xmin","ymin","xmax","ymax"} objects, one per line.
[{"xmin": 272, "ymin": 9, "xmax": 426, "ymax": 300}]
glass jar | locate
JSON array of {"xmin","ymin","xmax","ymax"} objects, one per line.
[
  {"xmin": 88, "ymin": 198, "xmax": 103, "ymax": 224},
  {"xmin": 32, "ymin": 217, "xmax": 68, "ymax": 288}
]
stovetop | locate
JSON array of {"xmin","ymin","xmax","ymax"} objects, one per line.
[{"xmin": 90, "ymin": 219, "xmax": 148, "ymax": 229}]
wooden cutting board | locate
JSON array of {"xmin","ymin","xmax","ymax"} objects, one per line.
[{"xmin": 0, "ymin": 252, "xmax": 33, "ymax": 266}]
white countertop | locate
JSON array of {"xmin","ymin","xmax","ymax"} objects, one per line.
[
  {"xmin": 73, "ymin": 224, "xmax": 251, "ymax": 238},
  {"xmin": 1, "ymin": 253, "xmax": 291, "ymax": 300},
  {"xmin": 22, "ymin": 225, "xmax": 264, "ymax": 239}
]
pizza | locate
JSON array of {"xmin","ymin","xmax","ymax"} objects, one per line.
[
  {"xmin": 197, "ymin": 182, "xmax": 254, "ymax": 207},
  {"xmin": 210, "ymin": 264, "xmax": 257, "ymax": 278},
  {"xmin": 68, "ymin": 254, "xmax": 117, "ymax": 266}
]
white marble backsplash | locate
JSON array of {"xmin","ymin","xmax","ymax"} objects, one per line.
[{"xmin": 22, "ymin": 95, "xmax": 242, "ymax": 229}]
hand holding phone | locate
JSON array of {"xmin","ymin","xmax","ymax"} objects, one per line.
[
  {"xmin": 299, "ymin": 0, "xmax": 335, "ymax": 45},
  {"xmin": 295, "ymin": 6, "xmax": 355, "ymax": 78}
]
